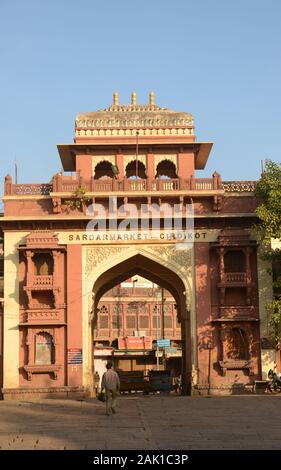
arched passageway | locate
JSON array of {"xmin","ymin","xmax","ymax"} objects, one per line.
[{"xmin": 91, "ymin": 254, "xmax": 192, "ymax": 395}]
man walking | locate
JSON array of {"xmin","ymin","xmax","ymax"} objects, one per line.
[{"xmin": 101, "ymin": 361, "xmax": 120, "ymax": 415}]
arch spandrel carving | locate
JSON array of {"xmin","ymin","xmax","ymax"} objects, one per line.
[
  {"xmin": 84, "ymin": 244, "xmax": 193, "ymax": 307},
  {"xmin": 85, "ymin": 246, "xmax": 127, "ymax": 279},
  {"xmin": 85, "ymin": 244, "xmax": 192, "ymax": 279},
  {"xmin": 149, "ymin": 246, "xmax": 192, "ymax": 273}
]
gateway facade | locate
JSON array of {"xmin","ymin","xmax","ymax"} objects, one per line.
[{"xmin": 0, "ymin": 93, "xmax": 275, "ymax": 399}]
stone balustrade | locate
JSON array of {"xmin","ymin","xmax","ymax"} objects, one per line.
[
  {"xmin": 4, "ymin": 173, "xmax": 257, "ymax": 196},
  {"xmin": 224, "ymin": 272, "xmax": 248, "ymax": 283},
  {"xmin": 33, "ymin": 275, "xmax": 53, "ymax": 287}
]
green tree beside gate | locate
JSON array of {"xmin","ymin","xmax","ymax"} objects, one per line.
[{"xmin": 255, "ymin": 160, "xmax": 281, "ymax": 348}]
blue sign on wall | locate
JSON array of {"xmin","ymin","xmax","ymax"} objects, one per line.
[
  {"xmin": 67, "ymin": 348, "xmax": 83, "ymax": 364},
  {"xmin": 157, "ymin": 339, "xmax": 171, "ymax": 348}
]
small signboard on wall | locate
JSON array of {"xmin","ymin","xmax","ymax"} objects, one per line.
[
  {"xmin": 67, "ymin": 348, "xmax": 83, "ymax": 364},
  {"xmin": 118, "ymin": 336, "xmax": 152, "ymax": 350},
  {"xmin": 157, "ymin": 339, "xmax": 171, "ymax": 348}
]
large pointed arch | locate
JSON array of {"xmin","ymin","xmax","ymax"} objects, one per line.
[
  {"xmin": 88, "ymin": 250, "xmax": 193, "ymax": 395},
  {"xmin": 88, "ymin": 245, "xmax": 192, "ymax": 305}
]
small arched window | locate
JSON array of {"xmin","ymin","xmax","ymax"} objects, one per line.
[
  {"xmin": 33, "ymin": 253, "xmax": 53, "ymax": 275},
  {"xmin": 155, "ymin": 160, "xmax": 177, "ymax": 179},
  {"xmin": 98, "ymin": 305, "xmax": 109, "ymax": 329},
  {"xmin": 94, "ymin": 161, "xmax": 116, "ymax": 179},
  {"xmin": 126, "ymin": 160, "xmax": 146, "ymax": 179},
  {"xmin": 227, "ymin": 328, "xmax": 248, "ymax": 360},
  {"xmin": 224, "ymin": 250, "xmax": 246, "ymax": 273},
  {"xmin": 35, "ymin": 332, "xmax": 54, "ymax": 364}
]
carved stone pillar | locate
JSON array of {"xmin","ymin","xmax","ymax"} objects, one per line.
[
  {"xmin": 218, "ymin": 248, "xmax": 226, "ymax": 305},
  {"xmin": 116, "ymin": 153, "xmax": 124, "ymax": 179},
  {"xmin": 52, "ymin": 250, "xmax": 60, "ymax": 285},
  {"xmin": 87, "ymin": 293, "xmax": 95, "ymax": 397},
  {"xmin": 219, "ymin": 247, "xmax": 225, "ymax": 281},
  {"xmin": 4, "ymin": 174, "xmax": 13, "ymax": 195},
  {"xmin": 180, "ymin": 318, "xmax": 186, "ymax": 393},
  {"xmin": 220, "ymin": 287, "xmax": 226, "ymax": 305},
  {"xmin": 25, "ymin": 329, "xmax": 31, "ymax": 365},
  {"xmin": 146, "ymin": 152, "xmax": 155, "ymax": 179},
  {"xmin": 245, "ymin": 247, "xmax": 251, "ymax": 279},
  {"xmin": 184, "ymin": 316, "xmax": 192, "ymax": 395},
  {"xmin": 26, "ymin": 250, "xmax": 34, "ymax": 285},
  {"xmin": 245, "ymin": 247, "xmax": 252, "ymax": 304}
]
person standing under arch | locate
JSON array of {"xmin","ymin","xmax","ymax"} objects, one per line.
[{"xmin": 101, "ymin": 361, "xmax": 120, "ymax": 416}]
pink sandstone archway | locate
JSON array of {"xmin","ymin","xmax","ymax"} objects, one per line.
[{"xmin": 91, "ymin": 254, "xmax": 192, "ymax": 395}]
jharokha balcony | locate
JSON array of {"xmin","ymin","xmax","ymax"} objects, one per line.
[
  {"xmin": 4, "ymin": 172, "xmax": 256, "ymax": 196},
  {"xmin": 26, "ymin": 274, "xmax": 54, "ymax": 290}
]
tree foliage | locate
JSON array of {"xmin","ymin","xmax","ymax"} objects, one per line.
[
  {"xmin": 255, "ymin": 160, "xmax": 281, "ymax": 347},
  {"xmin": 255, "ymin": 160, "xmax": 281, "ymax": 241},
  {"xmin": 65, "ymin": 186, "xmax": 91, "ymax": 210}
]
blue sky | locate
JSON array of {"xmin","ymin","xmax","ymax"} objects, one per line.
[{"xmin": 0, "ymin": 0, "xmax": 281, "ymax": 198}]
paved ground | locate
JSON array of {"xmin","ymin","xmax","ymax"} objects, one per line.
[{"xmin": 0, "ymin": 394, "xmax": 281, "ymax": 450}]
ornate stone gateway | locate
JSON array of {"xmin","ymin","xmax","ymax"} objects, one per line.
[
  {"xmin": 83, "ymin": 244, "xmax": 193, "ymax": 395},
  {"xmin": 0, "ymin": 93, "xmax": 271, "ymax": 399}
]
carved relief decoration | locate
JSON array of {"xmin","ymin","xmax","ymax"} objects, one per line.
[
  {"xmin": 76, "ymin": 128, "xmax": 193, "ymax": 138},
  {"xmin": 222, "ymin": 181, "xmax": 256, "ymax": 192},
  {"xmin": 148, "ymin": 245, "xmax": 192, "ymax": 274},
  {"xmin": 85, "ymin": 245, "xmax": 192, "ymax": 281},
  {"xmin": 85, "ymin": 246, "xmax": 127, "ymax": 279},
  {"xmin": 76, "ymin": 105, "xmax": 194, "ymax": 129}
]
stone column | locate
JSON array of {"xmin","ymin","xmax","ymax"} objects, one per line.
[
  {"xmin": 116, "ymin": 153, "xmax": 124, "ymax": 179},
  {"xmin": 26, "ymin": 250, "xmax": 34, "ymax": 284},
  {"xmin": 245, "ymin": 247, "xmax": 251, "ymax": 277},
  {"xmin": 219, "ymin": 248, "xmax": 225, "ymax": 280},
  {"xmin": 183, "ymin": 316, "xmax": 192, "ymax": 395},
  {"xmin": 146, "ymin": 152, "xmax": 155, "ymax": 180},
  {"xmin": 66, "ymin": 245, "xmax": 83, "ymax": 390},
  {"xmin": 52, "ymin": 251, "xmax": 60, "ymax": 284}
]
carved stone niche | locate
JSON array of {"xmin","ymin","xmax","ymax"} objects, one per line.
[
  {"xmin": 218, "ymin": 324, "xmax": 254, "ymax": 376},
  {"xmin": 23, "ymin": 328, "xmax": 61, "ymax": 381}
]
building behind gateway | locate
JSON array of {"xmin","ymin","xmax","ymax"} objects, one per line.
[{"xmin": 0, "ymin": 92, "xmax": 276, "ymax": 399}]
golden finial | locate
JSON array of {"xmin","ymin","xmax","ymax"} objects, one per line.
[
  {"xmin": 131, "ymin": 92, "xmax": 137, "ymax": 106},
  {"xmin": 113, "ymin": 91, "xmax": 119, "ymax": 106},
  {"xmin": 149, "ymin": 91, "xmax": 155, "ymax": 107}
]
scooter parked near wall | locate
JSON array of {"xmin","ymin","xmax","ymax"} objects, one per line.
[{"xmin": 267, "ymin": 368, "xmax": 281, "ymax": 393}]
